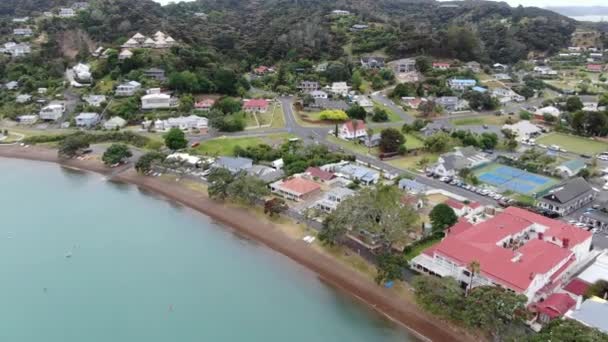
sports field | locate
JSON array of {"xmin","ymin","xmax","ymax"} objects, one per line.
[
  {"xmin": 473, "ymin": 163, "xmax": 558, "ymax": 196},
  {"xmin": 536, "ymin": 133, "xmax": 608, "ymax": 155}
]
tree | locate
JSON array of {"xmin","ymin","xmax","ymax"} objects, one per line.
[
  {"xmin": 366, "ymin": 128, "xmax": 374, "ymax": 153},
  {"xmin": 412, "ymin": 275, "xmax": 465, "ymax": 319},
  {"xmin": 346, "ymin": 105, "xmax": 367, "ymax": 120},
  {"xmin": 543, "ymin": 113, "xmax": 556, "ymax": 123},
  {"xmin": 58, "ymin": 133, "xmax": 90, "ymax": 158},
  {"xmin": 207, "ymin": 168, "xmax": 235, "ymax": 200},
  {"xmin": 264, "ymin": 198, "xmax": 287, "ymax": 217},
  {"xmin": 379, "ymin": 128, "xmax": 404, "ymax": 153},
  {"xmin": 424, "ymin": 133, "xmax": 451, "ymax": 153},
  {"xmin": 479, "ymin": 132, "xmax": 498, "ymax": 150},
  {"xmin": 135, "ymin": 151, "xmax": 166, "ymax": 174},
  {"xmin": 226, "ymin": 174, "xmax": 270, "ymax": 204},
  {"xmin": 301, "ymin": 94, "xmax": 314, "ymax": 107},
  {"xmin": 415, "ymin": 56, "xmax": 431, "ymax": 73},
  {"xmin": 429, "ymin": 203, "xmax": 457, "ymax": 232},
  {"xmin": 164, "ymin": 128, "xmax": 188, "ymax": 151},
  {"xmin": 321, "ymin": 186, "xmax": 418, "ymax": 248},
  {"xmin": 463, "ymin": 286, "xmax": 527, "ymax": 340},
  {"xmin": 529, "ymin": 318, "xmax": 608, "ymax": 342},
  {"xmin": 213, "ymin": 97, "xmax": 242, "ymax": 114},
  {"xmin": 178, "ymin": 94, "xmax": 194, "ymax": 113},
  {"xmin": 391, "ymin": 83, "xmax": 415, "ymax": 98},
  {"xmin": 102, "ymin": 144, "xmax": 132, "ymax": 166},
  {"xmin": 375, "ymin": 252, "xmax": 405, "ymax": 284},
  {"xmin": 319, "ymin": 109, "xmax": 348, "ymax": 121},
  {"xmin": 351, "ymin": 70, "xmax": 363, "ymax": 91},
  {"xmin": 466, "ymin": 260, "xmax": 480, "ymax": 296},
  {"xmin": 372, "ymin": 107, "xmax": 389, "ymax": 122},
  {"xmin": 566, "ymin": 96, "xmax": 584, "ymax": 112},
  {"xmin": 418, "ymin": 100, "xmax": 437, "ymax": 117},
  {"xmin": 515, "ymin": 86, "xmax": 534, "ymax": 100}
]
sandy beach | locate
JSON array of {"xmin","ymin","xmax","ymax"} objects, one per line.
[{"xmin": 0, "ymin": 145, "xmax": 473, "ymax": 342}]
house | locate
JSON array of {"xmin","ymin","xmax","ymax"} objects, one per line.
[
  {"xmin": 72, "ymin": 2, "xmax": 89, "ymax": 10},
  {"xmin": 435, "ymin": 96, "xmax": 468, "ymax": 112},
  {"xmin": 443, "ymin": 199, "xmax": 484, "ymax": 217},
  {"xmin": 5, "ymin": 81, "xmax": 19, "ymax": 90},
  {"xmin": 213, "ymin": 157, "xmax": 253, "ymax": 174},
  {"xmin": 493, "ymin": 63, "xmax": 508, "ymax": 71},
  {"xmin": 39, "ymin": 102, "xmax": 65, "ymax": 121},
  {"xmin": 432, "ymin": 62, "xmax": 451, "ymax": 70},
  {"xmin": 248, "ymin": 165, "xmax": 284, "ymax": 184},
  {"xmin": 104, "ymin": 116, "xmax": 127, "ymax": 130},
  {"xmin": 298, "ymin": 81, "xmax": 319, "ymax": 92},
  {"xmin": 315, "ymin": 187, "xmax": 356, "ymax": 213},
  {"xmin": 534, "ymin": 66, "xmax": 558, "ymax": 76},
  {"xmin": 58, "ymin": 8, "xmax": 76, "ymax": 17},
  {"xmin": 492, "ymin": 88, "xmax": 525, "ymax": 103},
  {"xmin": 411, "ymin": 207, "xmax": 593, "ymax": 303},
  {"xmin": 360, "ymin": 57, "xmax": 385, "ymax": 69},
  {"xmin": 448, "ymin": 79, "xmax": 476, "ymax": 90},
  {"xmin": 329, "ymin": 82, "xmax": 349, "ymax": 96},
  {"xmin": 555, "ymin": 159, "xmax": 587, "ymax": 178},
  {"xmin": 535, "ymin": 106, "xmax": 561, "ymax": 120},
  {"xmin": 429, "ymin": 146, "xmax": 490, "ymax": 178},
  {"xmin": 115, "ymin": 81, "xmax": 141, "ymax": 97},
  {"xmin": 401, "ymin": 194, "xmax": 425, "ymax": 211},
  {"xmin": 270, "ymin": 177, "xmax": 322, "ymax": 201},
  {"xmin": 502, "ymin": 121, "xmax": 541, "ymax": 141},
  {"xmin": 532, "ymin": 293, "xmax": 576, "ymax": 323},
  {"xmin": 587, "ymin": 64, "xmax": 603, "ymax": 73},
  {"xmin": 243, "ymin": 99, "xmax": 270, "ymax": 113},
  {"xmin": 12, "ymin": 17, "xmax": 30, "ymax": 23},
  {"xmin": 354, "ymin": 95, "xmax": 373, "ymax": 108},
  {"xmin": 141, "ymin": 90, "xmax": 178, "ymax": 110},
  {"xmin": 18, "ymin": 115, "xmax": 38, "ymax": 125},
  {"xmin": 575, "ymin": 250, "xmax": 608, "ymax": 285},
  {"xmin": 398, "ymin": 179, "xmax": 429, "ymax": 194},
  {"xmin": 82, "ymin": 95, "xmax": 107, "ymax": 107},
  {"xmin": 75, "ymin": 112, "xmax": 100, "ymax": 127},
  {"xmin": 120, "ymin": 32, "xmax": 176, "ymax": 49},
  {"xmin": 311, "ymin": 98, "xmax": 348, "ymax": 110},
  {"xmin": 3, "ymin": 42, "xmax": 31, "ymax": 57},
  {"xmin": 338, "ymin": 120, "xmax": 366, "ymax": 140},
  {"xmin": 565, "ymin": 297, "xmax": 608, "ymax": 334},
  {"xmin": 15, "ymin": 94, "xmax": 32, "ymax": 104},
  {"xmin": 331, "ymin": 10, "xmax": 351, "ymax": 16},
  {"xmin": 253, "ymin": 66, "xmax": 273, "ymax": 75},
  {"xmin": 315, "ymin": 62, "xmax": 328, "ymax": 72},
  {"xmin": 537, "ymin": 178, "xmax": 596, "ymax": 216},
  {"xmin": 359, "ymin": 133, "xmax": 381, "ymax": 148},
  {"xmin": 402, "ymin": 97, "xmax": 427, "ymax": 109},
  {"xmin": 494, "ymin": 73, "xmax": 511, "ymax": 81},
  {"xmin": 153, "ymin": 115, "xmax": 208, "ymax": 132},
  {"xmin": 472, "ymin": 86, "xmax": 487, "ymax": 93},
  {"xmin": 389, "ymin": 58, "xmax": 417, "ymax": 74},
  {"xmin": 73, "ymin": 63, "xmax": 92, "ymax": 82},
  {"xmin": 309, "ymin": 90, "xmax": 328, "ymax": 100},
  {"xmin": 580, "ymin": 95, "xmax": 599, "ymax": 112},
  {"xmin": 304, "ymin": 167, "xmax": 336, "ymax": 183},
  {"xmin": 420, "ymin": 120, "xmax": 453, "ymax": 137},
  {"xmin": 194, "ymin": 99, "xmax": 215, "ymax": 111},
  {"xmin": 350, "ymin": 24, "xmax": 369, "ymax": 31},
  {"xmin": 118, "ymin": 49, "xmax": 133, "ymax": 60},
  {"xmin": 335, "ymin": 163, "xmax": 380, "ymax": 185},
  {"xmin": 465, "ymin": 61, "xmax": 481, "ymax": 73},
  {"xmin": 37, "ymin": 88, "xmax": 48, "ymax": 95},
  {"xmin": 143, "ymin": 68, "xmax": 166, "ymax": 81},
  {"xmin": 13, "ymin": 28, "xmax": 33, "ymax": 37}
]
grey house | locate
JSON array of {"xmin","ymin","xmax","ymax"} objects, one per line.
[
  {"xmin": 537, "ymin": 178, "xmax": 596, "ymax": 216},
  {"xmin": 360, "ymin": 57, "xmax": 385, "ymax": 69},
  {"xmin": 420, "ymin": 121, "xmax": 453, "ymax": 137},
  {"xmin": 144, "ymin": 68, "xmax": 166, "ymax": 81},
  {"xmin": 298, "ymin": 81, "xmax": 319, "ymax": 92},
  {"xmin": 213, "ymin": 157, "xmax": 253, "ymax": 174},
  {"xmin": 311, "ymin": 98, "xmax": 349, "ymax": 110},
  {"xmin": 579, "ymin": 204, "xmax": 608, "ymax": 233}
]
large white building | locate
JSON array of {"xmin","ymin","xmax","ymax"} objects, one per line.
[
  {"xmin": 115, "ymin": 81, "xmax": 141, "ymax": 97},
  {"xmin": 39, "ymin": 102, "xmax": 65, "ymax": 121},
  {"xmin": 153, "ymin": 115, "xmax": 208, "ymax": 132},
  {"xmin": 411, "ymin": 207, "xmax": 593, "ymax": 303},
  {"xmin": 141, "ymin": 89, "xmax": 178, "ymax": 109}
]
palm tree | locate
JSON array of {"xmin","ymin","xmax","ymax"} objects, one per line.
[{"xmin": 466, "ymin": 260, "xmax": 480, "ymax": 297}]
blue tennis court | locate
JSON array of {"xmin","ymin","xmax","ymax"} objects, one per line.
[{"xmin": 474, "ymin": 164, "xmax": 557, "ymax": 195}]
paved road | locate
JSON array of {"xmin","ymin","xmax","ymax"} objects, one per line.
[{"xmin": 371, "ymin": 92, "xmax": 415, "ymax": 123}]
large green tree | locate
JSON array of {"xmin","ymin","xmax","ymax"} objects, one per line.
[
  {"xmin": 102, "ymin": 144, "xmax": 132, "ymax": 165},
  {"xmin": 412, "ymin": 275, "xmax": 465, "ymax": 319},
  {"xmin": 164, "ymin": 128, "xmax": 188, "ymax": 151},
  {"xmin": 207, "ymin": 168, "xmax": 235, "ymax": 201},
  {"xmin": 429, "ymin": 203, "xmax": 458, "ymax": 232},
  {"xmin": 135, "ymin": 152, "xmax": 166, "ymax": 174},
  {"xmin": 528, "ymin": 318, "xmax": 608, "ymax": 342},
  {"xmin": 379, "ymin": 128, "xmax": 404, "ymax": 153},
  {"xmin": 58, "ymin": 133, "xmax": 90, "ymax": 158}
]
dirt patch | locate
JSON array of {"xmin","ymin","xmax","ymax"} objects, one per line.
[{"xmin": 55, "ymin": 29, "xmax": 97, "ymax": 60}]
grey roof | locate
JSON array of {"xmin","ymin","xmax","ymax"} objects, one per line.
[
  {"xmin": 313, "ymin": 98, "xmax": 349, "ymax": 110},
  {"xmin": 422, "ymin": 120, "xmax": 453, "ymax": 134},
  {"xmin": 328, "ymin": 187, "xmax": 355, "ymax": 198},
  {"xmin": 458, "ymin": 146, "xmax": 479, "ymax": 159},
  {"xmin": 215, "ymin": 157, "xmax": 253, "ymax": 173},
  {"xmin": 567, "ymin": 299, "xmax": 608, "ymax": 333},
  {"xmin": 542, "ymin": 177, "xmax": 593, "ymax": 204},
  {"xmin": 398, "ymin": 179, "xmax": 428, "ymax": 192},
  {"xmin": 441, "ymin": 154, "xmax": 468, "ymax": 171},
  {"xmin": 248, "ymin": 165, "xmax": 284, "ymax": 183}
]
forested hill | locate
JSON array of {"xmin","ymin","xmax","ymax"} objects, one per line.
[{"xmin": 3, "ymin": 0, "xmax": 577, "ymax": 64}]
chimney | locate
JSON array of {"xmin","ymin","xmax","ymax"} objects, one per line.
[
  {"xmin": 576, "ymin": 295, "xmax": 583, "ymax": 310},
  {"xmin": 538, "ymin": 232, "xmax": 544, "ymax": 240},
  {"xmin": 563, "ymin": 238, "xmax": 570, "ymax": 249}
]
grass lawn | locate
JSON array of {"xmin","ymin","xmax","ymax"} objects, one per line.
[
  {"xmin": 327, "ymin": 135, "xmax": 376, "ymax": 155},
  {"xmin": 387, "ymin": 153, "xmax": 439, "ymax": 172},
  {"xmin": 247, "ymin": 103, "xmax": 286, "ymax": 129},
  {"xmin": 536, "ymin": 133, "xmax": 608, "ymax": 155},
  {"xmin": 92, "ymin": 76, "xmax": 116, "ymax": 95},
  {"xmin": 404, "ymin": 236, "xmax": 442, "ymax": 261},
  {"xmin": 404, "ymin": 133, "xmax": 424, "ymax": 150},
  {"xmin": 193, "ymin": 133, "xmax": 295, "ymax": 156},
  {"xmin": 269, "ymin": 103, "xmax": 286, "ymax": 128},
  {"xmin": 451, "ymin": 115, "xmax": 519, "ymax": 126}
]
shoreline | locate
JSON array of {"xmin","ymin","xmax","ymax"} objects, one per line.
[{"xmin": 0, "ymin": 145, "xmax": 472, "ymax": 342}]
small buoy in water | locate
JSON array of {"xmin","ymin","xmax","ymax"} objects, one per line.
[
  {"xmin": 168, "ymin": 304, "xmax": 173, "ymax": 312},
  {"xmin": 65, "ymin": 252, "xmax": 72, "ymax": 258}
]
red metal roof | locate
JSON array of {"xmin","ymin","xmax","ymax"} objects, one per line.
[
  {"xmin": 587, "ymin": 64, "xmax": 603, "ymax": 71},
  {"xmin": 244, "ymin": 99, "xmax": 269, "ymax": 109},
  {"xmin": 564, "ymin": 278, "xmax": 591, "ymax": 296},
  {"xmin": 444, "ymin": 198, "xmax": 465, "ymax": 210},
  {"xmin": 305, "ymin": 167, "xmax": 335, "ymax": 181},
  {"xmin": 342, "ymin": 120, "xmax": 366, "ymax": 133},
  {"xmin": 447, "ymin": 218, "xmax": 473, "ymax": 235},
  {"xmin": 535, "ymin": 293, "xmax": 575, "ymax": 319},
  {"xmin": 423, "ymin": 207, "xmax": 591, "ymax": 292}
]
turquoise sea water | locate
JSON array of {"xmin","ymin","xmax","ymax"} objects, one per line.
[{"xmin": 0, "ymin": 158, "xmax": 414, "ymax": 342}]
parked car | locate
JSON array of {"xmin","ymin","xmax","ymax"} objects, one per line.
[
  {"xmin": 440, "ymin": 176, "xmax": 450, "ymax": 182},
  {"xmin": 580, "ymin": 154, "xmax": 592, "ymax": 159},
  {"xmin": 538, "ymin": 144, "xmax": 547, "ymax": 149},
  {"xmin": 549, "ymin": 145, "xmax": 560, "ymax": 151}
]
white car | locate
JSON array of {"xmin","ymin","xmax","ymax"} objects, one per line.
[
  {"xmin": 599, "ymin": 155, "xmax": 608, "ymax": 161},
  {"xmin": 559, "ymin": 148, "xmax": 568, "ymax": 153},
  {"xmin": 439, "ymin": 176, "xmax": 450, "ymax": 182},
  {"xmin": 538, "ymin": 144, "xmax": 547, "ymax": 149},
  {"xmin": 603, "ymin": 183, "xmax": 608, "ymax": 191},
  {"xmin": 576, "ymin": 223, "xmax": 586, "ymax": 228},
  {"xmin": 568, "ymin": 219, "xmax": 577, "ymax": 224},
  {"xmin": 549, "ymin": 145, "xmax": 560, "ymax": 151}
]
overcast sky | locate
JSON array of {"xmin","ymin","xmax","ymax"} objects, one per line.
[{"xmin": 442, "ymin": 0, "xmax": 607, "ymax": 7}]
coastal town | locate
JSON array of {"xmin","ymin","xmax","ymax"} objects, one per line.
[{"xmin": 2, "ymin": 1, "xmax": 608, "ymax": 341}]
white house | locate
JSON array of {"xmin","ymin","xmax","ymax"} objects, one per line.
[
  {"xmin": 118, "ymin": 49, "xmax": 133, "ymax": 60},
  {"xmin": 448, "ymin": 79, "xmax": 476, "ymax": 90},
  {"xmin": 115, "ymin": 81, "xmax": 141, "ymax": 97},
  {"xmin": 315, "ymin": 187, "xmax": 355, "ymax": 213},
  {"xmin": 104, "ymin": 116, "xmax": 127, "ymax": 130},
  {"xmin": 141, "ymin": 91, "xmax": 177, "ymax": 110},
  {"xmin": 502, "ymin": 121, "xmax": 541, "ymax": 141},
  {"xmin": 15, "ymin": 94, "xmax": 32, "ymax": 104},
  {"xmin": 75, "ymin": 112, "xmax": 100, "ymax": 127},
  {"xmin": 39, "ymin": 102, "xmax": 65, "ymax": 121},
  {"xmin": 338, "ymin": 120, "xmax": 367, "ymax": 140},
  {"xmin": 83, "ymin": 94, "xmax": 107, "ymax": 107},
  {"xmin": 73, "ymin": 63, "xmax": 92, "ymax": 82},
  {"xmin": 58, "ymin": 8, "xmax": 76, "ymax": 18},
  {"xmin": 429, "ymin": 146, "xmax": 491, "ymax": 178},
  {"xmin": 13, "ymin": 28, "xmax": 33, "ymax": 37},
  {"xmin": 535, "ymin": 106, "xmax": 561, "ymax": 120},
  {"xmin": 153, "ymin": 115, "xmax": 208, "ymax": 132},
  {"xmin": 18, "ymin": 115, "xmax": 38, "ymax": 125},
  {"xmin": 329, "ymin": 82, "xmax": 349, "ymax": 96},
  {"xmin": 354, "ymin": 95, "xmax": 373, "ymax": 108},
  {"xmin": 310, "ymin": 90, "xmax": 328, "ymax": 99}
]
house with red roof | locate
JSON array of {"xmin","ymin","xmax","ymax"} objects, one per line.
[
  {"xmin": 432, "ymin": 62, "xmax": 451, "ymax": 70},
  {"xmin": 338, "ymin": 120, "xmax": 367, "ymax": 140},
  {"xmin": 253, "ymin": 65, "xmax": 274, "ymax": 75},
  {"xmin": 243, "ymin": 99, "xmax": 270, "ymax": 113},
  {"xmin": 304, "ymin": 167, "xmax": 336, "ymax": 183},
  {"xmin": 443, "ymin": 199, "xmax": 484, "ymax": 217},
  {"xmin": 411, "ymin": 207, "xmax": 593, "ymax": 303},
  {"xmin": 587, "ymin": 64, "xmax": 603, "ymax": 73},
  {"xmin": 194, "ymin": 98, "xmax": 215, "ymax": 111},
  {"xmin": 532, "ymin": 293, "xmax": 576, "ymax": 323},
  {"xmin": 270, "ymin": 177, "xmax": 321, "ymax": 201}
]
